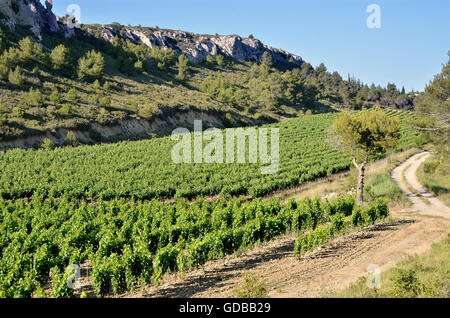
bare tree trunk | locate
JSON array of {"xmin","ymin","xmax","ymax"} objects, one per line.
[{"xmin": 353, "ymin": 156, "xmax": 368, "ymax": 206}]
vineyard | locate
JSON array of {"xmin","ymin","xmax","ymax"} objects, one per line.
[
  {"xmin": 0, "ymin": 110, "xmax": 419, "ymax": 201},
  {"xmin": 0, "ymin": 194, "xmax": 388, "ymax": 297},
  {"xmin": 0, "ymin": 110, "xmax": 418, "ymax": 297}
]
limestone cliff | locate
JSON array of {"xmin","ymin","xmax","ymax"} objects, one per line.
[{"xmin": 0, "ymin": 0, "xmax": 302, "ymax": 66}]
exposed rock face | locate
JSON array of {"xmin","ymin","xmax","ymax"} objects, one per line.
[
  {"xmin": 0, "ymin": 0, "xmax": 59, "ymax": 38},
  {"xmin": 87, "ymin": 25, "xmax": 303, "ymax": 66},
  {"xmin": 0, "ymin": 0, "xmax": 302, "ymax": 66}
]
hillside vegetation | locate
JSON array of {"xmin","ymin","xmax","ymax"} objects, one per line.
[{"xmin": 0, "ymin": 23, "xmax": 419, "ymax": 144}]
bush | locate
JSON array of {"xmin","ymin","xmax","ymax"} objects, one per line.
[
  {"xmin": 8, "ymin": 66, "xmax": 24, "ymax": 87},
  {"xmin": 150, "ymin": 47, "xmax": 176, "ymax": 70},
  {"xmin": 205, "ymin": 55, "xmax": 216, "ymax": 67},
  {"xmin": 49, "ymin": 267, "xmax": 74, "ymax": 298},
  {"xmin": 64, "ymin": 131, "xmax": 79, "ymax": 147},
  {"xmin": 0, "ymin": 62, "xmax": 8, "ymax": 81},
  {"xmin": 153, "ymin": 244, "xmax": 179, "ymax": 282},
  {"xmin": 50, "ymin": 44, "xmax": 71, "ymax": 72},
  {"xmin": 175, "ymin": 55, "xmax": 189, "ymax": 81},
  {"xmin": 26, "ymin": 88, "xmax": 45, "ymax": 107},
  {"xmin": 49, "ymin": 89, "xmax": 63, "ymax": 104},
  {"xmin": 91, "ymin": 259, "xmax": 112, "ymax": 297},
  {"xmin": 234, "ymin": 272, "xmax": 268, "ymax": 298},
  {"xmin": 65, "ymin": 88, "xmax": 79, "ymax": 102},
  {"xmin": 391, "ymin": 269, "xmax": 424, "ymax": 298},
  {"xmin": 57, "ymin": 104, "xmax": 73, "ymax": 117},
  {"xmin": 77, "ymin": 50, "xmax": 105, "ymax": 82},
  {"xmin": 41, "ymin": 138, "xmax": 53, "ymax": 150}
]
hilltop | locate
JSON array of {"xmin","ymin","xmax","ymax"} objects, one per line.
[{"xmin": 0, "ymin": 0, "xmax": 418, "ymax": 149}]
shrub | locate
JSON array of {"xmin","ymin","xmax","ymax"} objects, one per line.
[
  {"xmin": 41, "ymin": 138, "xmax": 53, "ymax": 150},
  {"xmin": 18, "ymin": 37, "xmax": 48, "ymax": 67},
  {"xmin": 205, "ymin": 55, "xmax": 216, "ymax": 67},
  {"xmin": 8, "ymin": 66, "xmax": 24, "ymax": 87},
  {"xmin": 216, "ymin": 54, "xmax": 225, "ymax": 66},
  {"xmin": 351, "ymin": 205, "xmax": 363, "ymax": 227},
  {"xmin": 65, "ymin": 88, "xmax": 79, "ymax": 102},
  {"xmin": 153, "ymin": 244, "xmax": 179, "ymax": 282},
  {"xmin": 391, "ymin": 269, "xmax": 424, "ymax": 298},
  {"xmin": 50, "ymin": 44, "xmax": 71, "ymax": 72},
  {"xmin": 175, "ymin": 55, "xmax": 189, "ymax": 81},
  {"xmin": 0, "ymin": 62, "xmax": 8, "ymax": 80},
  {"xmin": 49, "ymin": 267, "xmax": 74, "ymax": 298},
  {"xmin": 57, "ymin": 104, "xmax": 73, "ymax": 117},
  {"xmin": 91, "ymin": 259, "xmax": 112, "ymax": 297},
  {"xmin": 234, "ymin": 272, "xmax": 268, "ymax": 298},
  {"xmin": 49, "ymin": 89, "xmax": 63, "ymax": 104},
  {"xmin": 26, "ymin": 88, "xmax": 45, "ymax": 107},
  {"xmin": 64, "ymin": 131, "xmax": 79, "ymax": 147},
  {"xmin": 97, "ymin": 96, "xmax": 111, "ymax": 108},
  {"xmin": 77, "ymin": 50, "xmax": 105, "ymax": 82}
]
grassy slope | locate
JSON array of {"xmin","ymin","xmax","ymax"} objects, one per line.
[
  {"xmin": 416, "ymin": 155, "xmax": 450, "ymax": 206},
  {"xmin": 333, "ymin": 234, "xmax": 450, "ymax": 298}
]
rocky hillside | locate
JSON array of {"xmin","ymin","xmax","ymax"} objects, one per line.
[
  {"xmin": 0, "ymin": 0, "xmax": 417, "ymax": 150},
  {"xmin": 0, "ymin": 0, "xmax": 302, "ymax": 66}
]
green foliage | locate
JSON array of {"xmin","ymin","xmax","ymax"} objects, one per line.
[
  {"xmin": 415, "ymin": 53, "xmax": 449, "ymax": 165},
  {"xmin": 8, "ymin": 66, "xmax": 24, "ymax": 87},
  {"xmin": 234, "ymin": 272, "xmax": 268, "ymax": 298},
  {"xmin": 50, "ymin": 45, "xmax": 71, "ymax": 72},
  {"xmin": 25, "ymin": 88, "xmax": 45, "ymax": 107},
  {"xmin": 57, "ymin": 104, "xmax": 73, "ymax": 117},
  {"xmin": 175, "ymin": 55, "xmax": 189, "ymax": 81},
  {"xmin": 391, "ymin": 269, "xmax": 425, "ymax": 298},
  {"xmin": 333, "ymin": 109, "xmax": 401, "ymax": 162},
  {"xmin": 65, "ymin": 88, "xmax": 79, "ymax": 102},
  {"xmin": 0, "ymin": 192, "xmax": 362, "ymax": 297},
  {"xmin": 49, "ymin": 267, "xmax": 74, "ymax": 298},
  {"xmin": 216, "ymin": 54, "xmax": 225, "ymax": 66},
  {"xmin": 64, "ymin": 131, "xmax": 79, "ymax": 146},
  {"xmin": 205, "ymin": 55, "xmax": 216, "ymax": 67},
  {"xmin": 0, "ymin": 112, "xmax": 418, "ymax": 201},
  {"xmin": 77, "ymin": 50, "xmax": 105, "ymax": 82},
  {"xmin": 49, "ymin": 89, "xmax": 63, "ymax": 104},
  {"xmin": 150, "ymin": 47, "xmax": 176, "ymax": 70},
  {"xmin": 18, "ymin": 37, "xmax": 47, "ymax": 67},
  {"xmin": 41, "ymin": 138, "xmax": 54, "ymax": 150},
  {"xmin": 261, "ymin": 52, "xmax": 273, "ymax": 68}
]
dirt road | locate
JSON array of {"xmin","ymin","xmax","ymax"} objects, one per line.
[
  {"xmin": 122, "ymin": 152, "xmax": 449, "ymax": 298},
  {"xmin": 391, "ymin": 152, "xmax": 450, "ymax": 219}
]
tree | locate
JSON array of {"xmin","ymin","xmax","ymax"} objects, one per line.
[
  {"xmin": 50, "ymin": 45, "xmax": 71, "ymax": 72},
  {"xmin": 64, "ymin": 131, "xmax": 79, "ymax": 146},
  {"xmin": 41, "ymin": 138, "xmax": 53, "ymax": 150},
  {"xmin": 216, "ymin": 54, "xmax": 225, "ymax": 66},
  {"xmin": 333, "ymin": 109, "xmax": 401, "ymax": 205},
  {"xmin": 205, "ymin": 55, "xmax": 216, "ymax": 67},
  {"xmin": 26, "ymin": 88, "xmax": 45, "ymax": 107},
  {"xmin": 18, "ymin": 37, "xmax": 47, "ymax": 67},
  {"xmin": 0, "ymin": 27, "xmax": 4, "ymax": 54},
  {"xmin": 175, "ymin": 55, "xmax": 189, "ymax": 81},
  {"xmin": 8, "ymin": 66, "xmax": 24, "ymax": 87},
  {"xmin": 414, "ymin": 52, "xmax": 450, "ymax": 163},
  {"xmin": 77, "ymin": 50, "xmax": 105, "ymax": 82},
  {"xmin": 261, "ymin": 52, "xmax": 273, "ymax": 68}
]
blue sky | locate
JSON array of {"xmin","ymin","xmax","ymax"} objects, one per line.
[{"xmin": 50, "ymin": 0, "xmax": 449, "ymax": 92}]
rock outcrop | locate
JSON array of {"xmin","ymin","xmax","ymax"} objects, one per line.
[
  {"xmin": 0, "ymin": 0, "xmax": 303, "ymax": 66},
  {"xmin": 0, "ymin": 0, "xmax": 59, "ymax": 38},
  {"xmin": 87, "ymin": 25, "xmax": 303, "ymax": 66}
]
